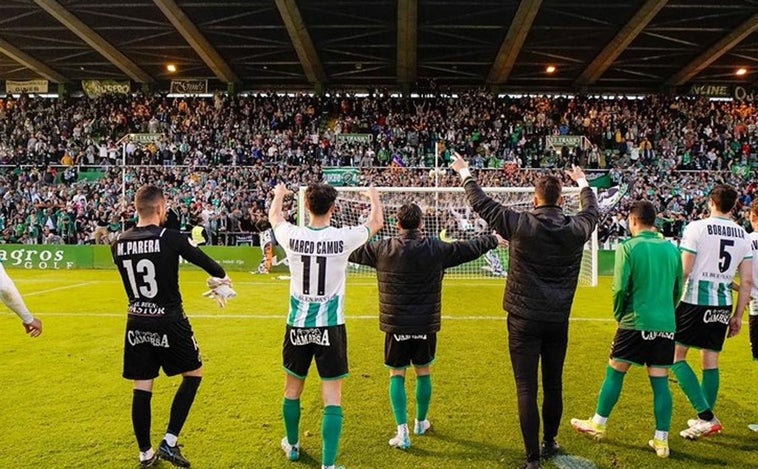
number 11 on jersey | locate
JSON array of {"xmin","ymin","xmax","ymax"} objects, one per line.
[{"xmin": 301, "ymin": 255, "xmax": 327, "ymax": 296}]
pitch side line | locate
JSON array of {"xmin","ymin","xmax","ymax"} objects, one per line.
[
  {"xmin": 24, "ymin": 282, "xmax": 94, "ymax": 297},
  {"xmin": 28, "ymin": 313, "xmax": 615, "ymax": 322},
  {"xmin": 25, "ymin": 313, "xmax": 755, "ymax": 325}
]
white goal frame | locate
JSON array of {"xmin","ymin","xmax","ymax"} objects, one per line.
[{"xmin": 297, "ymin": 186, "xmax": 598, "ymax": 286}]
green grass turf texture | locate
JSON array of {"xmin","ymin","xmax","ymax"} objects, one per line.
[{"xmin": 1, "ymin": 269, "xmax": 756, "ymax": 469}]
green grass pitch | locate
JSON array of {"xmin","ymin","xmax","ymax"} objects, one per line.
[{"xmin": 1, "ymin": 269, "xmax": 756, "ymax": 469}]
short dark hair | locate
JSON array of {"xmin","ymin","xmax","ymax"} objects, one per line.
[
  {"xmin": 305, "ymin": 183, "xmax": 337, "ymax": 216},
  {"xmin": 628, "ymin": 200, "xmax": 656, "ymax": 227},
  {"xmin": 709, "ymin": 184, "xmax": 738, "ymax": 213},
  {"xmin": 535, "ymin": 175, "xmax": 562, "ymax": 205},
  {"xmin": 397, "ymin": 203, "xmax": 423, "ymax": 230},
  {"xmin": 135, "ymin": 185, "xmax": 164, "ymax": 217}
]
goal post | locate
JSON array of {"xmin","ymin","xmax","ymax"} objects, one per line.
[{"xmin": 297, "ymin": 186, "xmax": 598, "ymax": 286}]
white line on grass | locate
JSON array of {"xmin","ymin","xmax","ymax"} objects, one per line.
[
  {"xmin": 30, "ymin": 313, "xmax": 755, "ymax": 325},
  {"xmin": 35, "ymin": 313, "xmax": 616, "ymax": 321},
  {"xmin": 24, "ymin": 282, "xmax": 94, "ymax": 297}
]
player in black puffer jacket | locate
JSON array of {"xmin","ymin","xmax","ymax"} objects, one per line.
[{"xmin": 349, "ymin": 203, "xmax": 502, "ymax": 450}]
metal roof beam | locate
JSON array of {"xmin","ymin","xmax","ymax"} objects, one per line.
[
  {"xmin": 397, "ymin": 0, "xmax": 417, "ymax": 84},
  {"xmin": 0, "ymin": 36, "xmax": 67, "ymax": 82},
  {"xmin": 666, "ymin": 12, "xmax": 758, "ymax": 86},
  {"xmin": 33, "ymin": 0, "xmax": 153, "ymax": 82},
  {"xmin": 274, "ymin": 0, "xmax": 326, "ymax": 84},
  {"xmin": 152, "ymin": 0, "xmax": 238, "ymax": 83},
  {"xmin": 575, "ymin": 0, "xmax": 667, "ymax": 86},
  {"xmin": 487, "ymin": 0, "xmax": 542, "ymax": 84}
]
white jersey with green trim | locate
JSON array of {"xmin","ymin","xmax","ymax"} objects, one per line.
[
  {"xmin": 274, "ymin": 222, "xmax": 369, "ymax": 327},
  {"xmin": 680, "ymin": 217, "xmax": 751, "ymax": 307},
  {"xmin": 750, "ymin": 231, "xmax": 758, "ymax": 315}
]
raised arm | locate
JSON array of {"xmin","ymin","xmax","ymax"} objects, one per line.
[
  {"xmin": 268, "ymin": 183, "xmax": 291, "ymax": 228},
  {"xmin": 450, "ymin": 152, "xmax": 517, "ymax": 239},
  {"xmin": 565, "ymin": 165, "xmax": 598, "ymax": 239},
  {"xmin": 362, "ymin": 185, "xmax": 384, "ymax": 237}
]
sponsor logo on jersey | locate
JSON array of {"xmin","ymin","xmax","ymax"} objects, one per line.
[
  {"xmin": 128, "ymin": 302, "xmax": 166, "ymax": 316},
  {"xmin": 393, "ymin": 334, "xmax": 428, "ymax": 341},
  {"xmin": 703, "ymin": 309, "xmax": 731, "ymax": 324},
  {"xmin": 117, "ymin": 239, "xmax": 162, "ymax": 256},
  {"xmin": 127, "ymin": 330, "xmax": 169, "ymax": 348},
  {"xmin": 289, "ymin": 328, "xmax": 330, "ymax": 346},
  {"xmin": 641, "ymin": 331, "xmax": 674, "ymax": 341}
]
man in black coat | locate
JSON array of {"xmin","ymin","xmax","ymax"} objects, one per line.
[
  {"xmin": 451, "ymin": 154, "xmax": 598, "ymax": 469},
  {"xmin": 349, "ymin": 203, "xmax": 504, "ymax": 451}
]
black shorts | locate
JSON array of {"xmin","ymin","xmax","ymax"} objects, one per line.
[
  {"xmin": 675, "ymin": 302, "xmax": 731, "ymax": 352},
  {"xmin": 750, "ymin": 315, "xmax": 758, "ymax": 361},
  {"xmin": 123, "ymin": 316, "xmax": 202, "ymax": 380},
  {"xmin": 610, "ymin": 328, "xmax": 675, "ymax": 367},
  {"xmin": 282, "ymin": 325, "xmax": 348, "ymax": 380},
  {"xmin": 385, "ymin": 333, "xmax": 437, "ymax": 369}
]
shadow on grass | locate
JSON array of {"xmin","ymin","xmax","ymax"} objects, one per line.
[
  {"xmin": 412, "ymin": 430, "xmax": 524, "ymax": 465},
  {"xmin": 600, "ymin": 438, "xmax": 731, "ymax": 466}
]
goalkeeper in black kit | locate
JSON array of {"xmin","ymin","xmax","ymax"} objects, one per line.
[{"xmin": 112, "ymin": 185, "xmax": 235, "ymax": 468}]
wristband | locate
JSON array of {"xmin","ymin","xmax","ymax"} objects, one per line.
[{"xmin": 577, "ymin": 177, "xmax": 588, "ymax": 188}]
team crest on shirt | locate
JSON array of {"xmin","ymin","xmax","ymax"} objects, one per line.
[{"xmin": 290, "ymin": 328, "xmax": 330, "ymax": 346}]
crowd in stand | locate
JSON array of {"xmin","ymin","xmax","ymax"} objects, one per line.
[{"xmin": 1, "ymin": 91, "xmax": 758, "ymax": 246}]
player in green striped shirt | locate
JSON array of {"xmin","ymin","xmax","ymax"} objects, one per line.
[
  {"xmin": 571, "ymin": 201, "xmax": 683, "ymax": 458},
  {"xmin": 673, "ymin": 184, "xmax": 752, "ymax": 440},
  {"xmin": 269, "ymin": 182, "xmax": 383, "ymax": 469}
]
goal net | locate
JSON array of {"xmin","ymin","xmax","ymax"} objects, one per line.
[{"xmin": 297, "ymin": 186, "xmax": 598, "ymax": 286}]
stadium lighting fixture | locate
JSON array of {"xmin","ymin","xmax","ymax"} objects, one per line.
[
  {"xmin": 736, "ymin": 68, "xmax": 747, "ymax": 76},
  {"xmin": 166, "ymin": 64, "xmax": 177, "ymax": 73},
  {"xmin": 546, "ymin": 65, "xmax": 556, "ymax": 74}
]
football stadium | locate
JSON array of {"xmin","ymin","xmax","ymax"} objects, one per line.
[{"xmin": 1, "ymin": 1, "xmax": 758, "ymax": 468}]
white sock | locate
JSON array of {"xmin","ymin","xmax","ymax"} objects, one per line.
[
  {"xmin": 164, "ymin": 433, "xmax": 178, "ymax": 447},
  {"xmin": 397, "ymin": 423, "xmax": 409, "ymax": 434},
  {"xmin": 139, "ymin": 448, "xmax": 155, "ymax": 462},
  {"xmin": 654, "ymin": 430, "xmax": 668, "ymax": 441},
  {"xmin": 592, "ymin": 414, "xmax": 608, "ymax": 425}
]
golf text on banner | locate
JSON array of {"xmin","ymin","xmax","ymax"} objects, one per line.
[{"xmin": 5, "ymin": 80, "xmax": 49, "ymax": 94}]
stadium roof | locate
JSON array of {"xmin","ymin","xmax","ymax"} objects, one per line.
[{"xmin": 1, "ymin": 0, "xmax": 758, "ymax": 93}]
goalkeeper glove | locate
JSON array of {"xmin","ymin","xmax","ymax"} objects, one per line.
[{"xmin": 203, "ymin": 276, "xmax": 237, "ymax": 308}]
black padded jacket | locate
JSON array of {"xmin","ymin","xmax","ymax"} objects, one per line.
[
  {"xmin": 349, "ymin": 230, "xmax": 499, "ymax": 334},
  {"xmin": 463, "ymin": 178, "xmax": 598, "ymax": 323}
]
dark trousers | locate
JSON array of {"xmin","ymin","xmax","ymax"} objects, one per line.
[{"xmin": 507, "ymin": 314, "xmax": 569, "ymax": 463}]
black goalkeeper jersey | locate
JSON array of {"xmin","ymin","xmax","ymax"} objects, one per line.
[{"xmin": 112, "ymin": 225, "xmax": 226, "ymax": 319}]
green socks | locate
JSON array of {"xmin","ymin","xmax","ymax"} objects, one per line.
[
  {"xmin": 595, "ymin": 365, "xmax": 626, "ymax": 418},
  {"xmin": 416, "ymin": 374, "xmax": 432, "ymax": 422},
  {"xmin": 389, "ymin": 375, "xmax": 408, "ymax": 426},
  {"xmin": 672, "ymin": 361, "xmax": 710, "ymax": 414},
  {"xmin": 701, "ymin": 368, "xmax": 719, "ymax": 411},
  {"xmin": 322, "ymin": 405, "xmax": 343, "ymax": 467},
  {"xmin": 282, "ymin": 398, "xmax": 300, "ymax": 445},
  {"xmin": 650, "ymin": 376, "xmax": 672, "ymax": 432}
]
